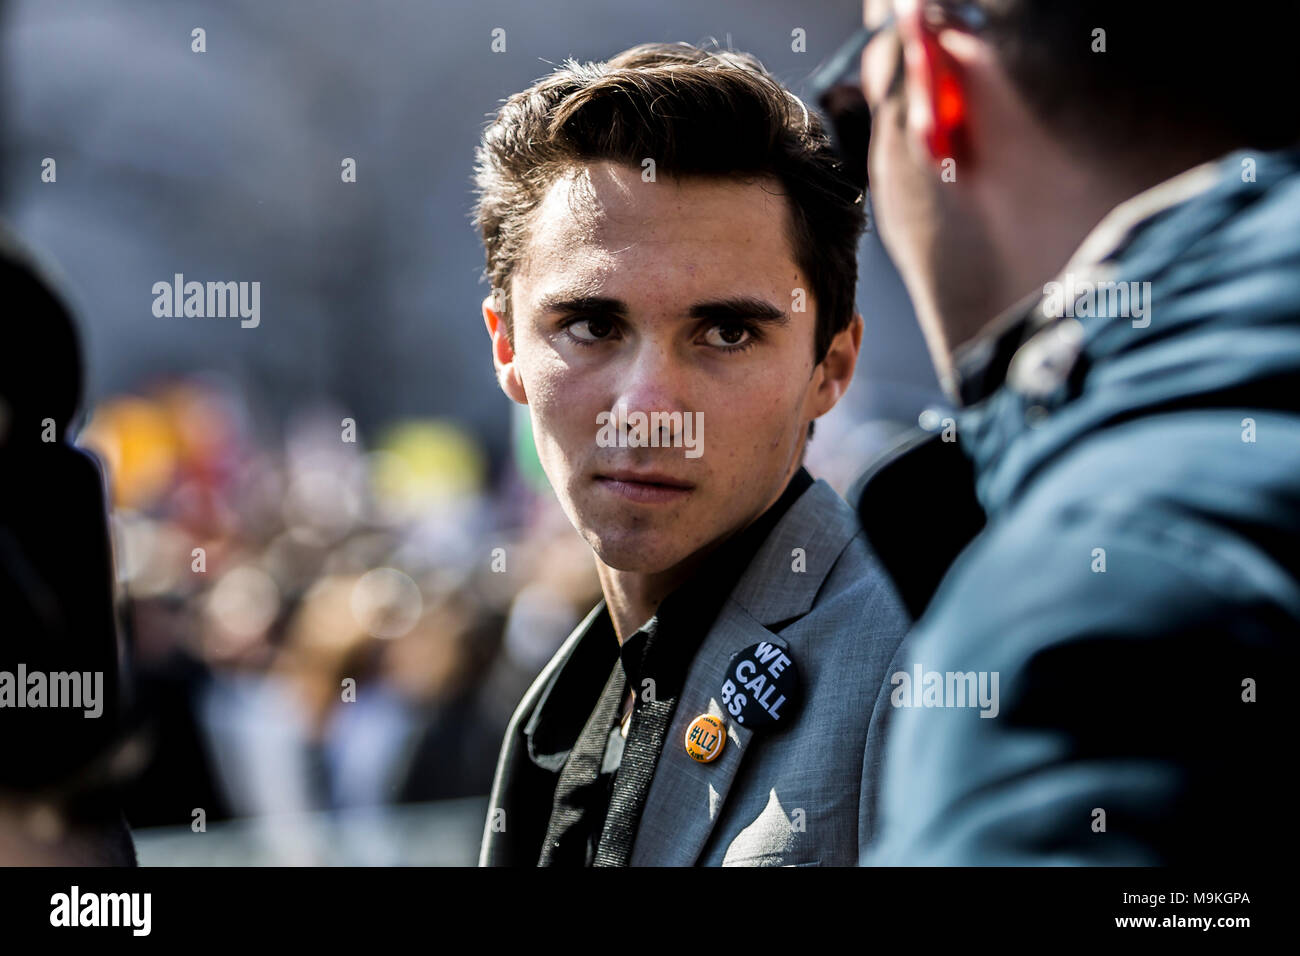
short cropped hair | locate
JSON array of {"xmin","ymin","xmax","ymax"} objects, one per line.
[
  {"xmin": 473, "ymin": 42, "xmax": 867, "ymax": 367},
  {"xmin": 972, "ymin": 0, "xmax": 1300, "ymax": 159}
]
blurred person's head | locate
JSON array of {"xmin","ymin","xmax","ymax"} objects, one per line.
[
  {"xmin": 850, "ymin": 0, "xmax": 1300, "ymax": 387},
  {"xmin": 0, "ymin": 794, "xmax": 137, "ymax": 866},
  {"xmin": 274, "ymin": 573, "xmax": 387, "ymax": 735},
  {"xmin": 383, "ymin": 592, "xmax": 506, "ymax": 705},
  {"xmin": 0, "ymin": 225, "xmax": 138, "ymax": 864},
  {"xmin": 473, "ymin": 43, "xmax": 865, "ymax": 585}
]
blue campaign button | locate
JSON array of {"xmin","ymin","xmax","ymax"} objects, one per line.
[{"xmin": 719, "ymin": 641, "xmax": 799, "ymax": 730}]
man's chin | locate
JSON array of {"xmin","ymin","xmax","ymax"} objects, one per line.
[{"xmin": 582, "ymin": 530, "xmax": 697, "ymax": 575}]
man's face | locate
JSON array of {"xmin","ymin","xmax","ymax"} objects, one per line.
[
  {"xmin": 860, "ymin": 0, "xmax": 944, "ymax": 324},
  {"xmin": 863, "ymin": 0, "xmax": 1003, "ymax": 374},
  {"xmin": 502, "ymin": 161, "xmax": 828, "ymax": 575},
  {"xmin": 859, "ymin": 0, "xmax": 994, "ymax": 374}
]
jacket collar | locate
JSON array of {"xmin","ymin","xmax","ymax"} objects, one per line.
[
  {"xmin": 727, "ymin": 477, "xmax": 862, "ymax": 627},
  {"xmin": 954, "ymin": 147, "xmax": 1300, "ymax": 519},
  {"xmin": 521, "ymin": 476, "xmax": 856, "ymax": 772},
  {"xmin": 522, "ymin": 601, "xmax": 618, "ymax": 771},
  {"xmin": 945, "ymin": 153, "xmax": 1225, "ymax": 410}
]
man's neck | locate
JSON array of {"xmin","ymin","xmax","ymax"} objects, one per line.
[
  {"xmin": 945, "ymin": 143, "xmax": 1214, "ymax": 371},
  {"xmin": 594, "ymin": 463, "xmax": 805, "ymax": 642},
  {"xmin": 596, "ymin": 555, "xmax": 704, "ymax": 645}
]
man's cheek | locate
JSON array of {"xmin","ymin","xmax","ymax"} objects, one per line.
[
  {"xmin": 532, "ymin": 387, "xmax": 587, "ymax": 445},
  {"xmin": 713, "ymin": 410, "xmax": 777, "ymax": 460},
  {"xmin": 529, "ymin": 403, "xmax": 580, "ymax": 472}
]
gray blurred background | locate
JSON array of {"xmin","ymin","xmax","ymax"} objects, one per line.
[{"xmin": 2, "ymin": 0, "xmax": 936, "ymax": 456}]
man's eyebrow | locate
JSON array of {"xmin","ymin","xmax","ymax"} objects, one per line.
[
  {"xmin": 535, "ymin": 293, "xmax": 789, "ymax": 325},
  {"xmin": 536, "ymin": 294, "xmax": 628, "ymax": 316},
  {"xmin": 689, "ymin": 297, "xmax": 789, "ymax": 325}
]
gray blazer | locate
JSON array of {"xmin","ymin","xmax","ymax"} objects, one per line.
[{"xmin": 479, "ymin": 477, "xmax": 910, "ymax": 866}]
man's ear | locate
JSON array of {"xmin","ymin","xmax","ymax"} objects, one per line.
[
  {"xmin": 898, "ymin": 0, "xmax": 971, "ymax": 167},
  {"xmin": 482, "ymin": 293, "xmax": 528, "ymax": 405},
  {"xmin": 808, "ymin": 311, "xmax": 863, "ymax": 419}
]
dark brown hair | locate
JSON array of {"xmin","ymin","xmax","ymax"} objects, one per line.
[
  {"xmin": 473, "ymin": 42, "xmax": 867, "ymax": 365},
  {"xmin": 973, "ymin": 0, "xmax": 1300, "ymax": 160}
]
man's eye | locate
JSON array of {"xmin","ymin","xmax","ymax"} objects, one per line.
[
  {"xmin": 703, "ymin": 323, "xmax": 754, "ymax": 350},
  {"xmin": 565, "ymin": 316, "xmax": 616, "ymax": 343}
]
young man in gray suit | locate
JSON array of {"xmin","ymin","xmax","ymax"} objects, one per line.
[{"xmin": 473, "ymin": 42, "xmax": 909, "ymax": 866}]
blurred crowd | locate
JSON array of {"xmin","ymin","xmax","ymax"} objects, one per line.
[{"xmin": 80, "ymin": 375, "xmax": 605, "ymax": 862}]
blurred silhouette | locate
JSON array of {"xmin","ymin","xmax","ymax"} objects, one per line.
[{"xmin": 0, "ymin": 222, "xmax": 136, "ymax": 864}]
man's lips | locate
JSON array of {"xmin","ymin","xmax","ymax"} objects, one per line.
[
  {"xmin": 595, "ymin": 469, "xmax": 694, "ymax": 489},
  {"xmin": 593, "ymin": 470, "xmax": 695, "ymax": 503}
]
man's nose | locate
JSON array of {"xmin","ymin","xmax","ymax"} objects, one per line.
[{"xmin": 609, "ymin": 342, "xmax": 693, "ymax": 439}]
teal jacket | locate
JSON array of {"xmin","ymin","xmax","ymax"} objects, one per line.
[{"xmin": 858, "ymin": 147, "xmax": 1300, "ymax": 864}]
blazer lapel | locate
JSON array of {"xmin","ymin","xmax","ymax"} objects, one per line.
[
  {"xmin": 628, "ymin": 603, "xmax": 778, "ymax": 865},
  {"xmin": 629, "ymin": 479, "xmax": 861, "ymax": 865},
  {"xmin": 479, "ymin": 599, "xmax": 610, "ymax": 865}
]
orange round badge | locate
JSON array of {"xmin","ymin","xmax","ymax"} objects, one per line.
[{"xmin": 684, "ymin": 713, "xmax": 726, "ymax": 763}]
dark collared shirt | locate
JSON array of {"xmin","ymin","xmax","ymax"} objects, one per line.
[
  {"xmin": 946, "ymin": 293, "xmax": 1040, "ymax": 407},
  {"xmin": 536, "ymin": 466, "xmax": 815, "ymax": 866}
]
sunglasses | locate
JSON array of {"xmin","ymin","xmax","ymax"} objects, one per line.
[{"xmin": 808, "ymin": 4, "xmax": 988, "ymax": 194}]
